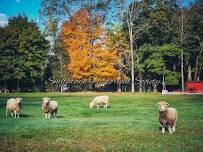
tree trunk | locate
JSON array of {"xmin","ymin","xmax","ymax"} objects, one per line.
[
  {"xmin": 117, "ymin": 83, "xmax": 121, "ymax": 92},
  {"xmin": 188, "ymin": 64, "xmax": 192, "ymax": 81},
  {"xmin": 117, "ymin": 68, "xmax": 122, "ymax": 92},
  {"xmin": 148, "ymin": 85, "xmax": 151, "ymax": 92},
  {"xmin": 4, "ymin": 80, "xmax": 7, "ymax": 93},
  {"xmin": 139, "ymin": 74, "xmax": 142, "ymax": 92},
  {"xmin": 143, "ymin": 83, "xmax": 146, "ymax": 92},
  {"xmin": 196, "ymin": 67, "xmax": 201, "ymax": 81},
  {"xmin": 60, "ymin": 86, "xmax": 63, "ymax": 93},
  {"xmin": 181, "ymin": 49, "xmax": 184, "ymax": 92},
  {"xmin": 197, "ymin": 75, "xmax": 200, "ymax": 81},
  {"xmin": 162, "ymin": 75, "xmax": 166, "ymax": 90},
  {"xmin": 194, "ymin": 60, "xmax": 198, "ymax": 81},
  {"xmin": 180, "ymin": 6, "xmax": 185, "ymax": 92},
  {"xmin": 153, "ymin": 84, "xmax": 157, "ymax": 92},
  {"xmin": 130, "ymin": 33, "xmax": 135, "ymax": 92},
  {"xmin": 60, "ymin": 58, "xmax": 63, "ymax": 93},
  {"xmin": 34, "ymin": 86, "xmax": 37, "ymax": 92},
  {"xmin": 173, "ymin": 64, "xmax": 176, "ymax": 71},
  {"xmin": 194, "ymin": 48, "xmax": 202, "ymax": 81}
]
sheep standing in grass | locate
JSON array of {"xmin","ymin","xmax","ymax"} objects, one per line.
[
  {"xmin": 157, "ymin": 101, "xmax": 177, "ymax": 134},
  {"xmin": 6, "ymin": 97, "xmax": 22, "ymax": 118},
  {"xmin": 42, "ymin": 97, "xmax": 58, "ymax": 118},
  {"xmin": 90, "ymin": 96, "xmax": 109, "ymax": 109}
]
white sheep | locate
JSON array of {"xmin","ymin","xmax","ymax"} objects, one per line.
[
  {"xmin": 42, "ymin": 97, "xmax": 58, "ymax": 118},
  {"xmin": 6, "ymin": 97, "xmax": 22, "ymax": 118},
  {"xmin": 157, "ymin": 101, "xmax": 178, "ymax": 134},
  {"xmin": 90, "ymin": 96, "xmax": 109, "ymax": 109}
]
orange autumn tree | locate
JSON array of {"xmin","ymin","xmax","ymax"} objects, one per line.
[{"xmin": 61, "ymin": 8, "xmax": 119, "ymax": 81}]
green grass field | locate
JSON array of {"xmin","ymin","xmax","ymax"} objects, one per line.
[{"xmin": 0, "ymin": 92, "xmax": 203, "ymax": 152}]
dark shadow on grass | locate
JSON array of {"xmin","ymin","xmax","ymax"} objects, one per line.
[
  {"xmin": 20, "ymin": 114, "xmax": 32, "ymax": 118},
  {"xmin": 56, "ymin": 115, "xmax": 65, "ymax": 118},
  {"xmin": 90, "ymin": 106, "xmax": 111, "ymax": 109}
]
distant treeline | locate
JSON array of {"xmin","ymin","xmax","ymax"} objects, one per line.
[{"xmin": 0, "ymin": 0, "xmax": 203, "ymax": 93}]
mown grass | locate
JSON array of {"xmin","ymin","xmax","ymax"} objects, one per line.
[{"xmin": 0, "ymin": 92, "xmax": 202, "ymax": 152}]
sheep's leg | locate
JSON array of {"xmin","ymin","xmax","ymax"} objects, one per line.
[
  {"xmin": 11, "ymin": 112, "xmax": 13, "ymax": 117},
  {"xmin": 172, "ymin": 123, "xmax": 176, "ymax": 133},
  {"xmin": 17, "ymin": 113, "xmax": 19, "ymax": 118},
  {"xmin": 45, "ymin": 113, "xmax": 48, "ymax": 119},
  {"xmin": 14, "ymin": 110, "xmax": 17, "ymax": 118},
  {"xmin": 172, "ymin": 125, "xmax": 175, "ymax": 133},
  {"xmin": 161, "ymin": 125, "xmax": 165, "ymax": 133},
  {"xmin": 104, "ymin": 104, "xmax": 107, "ymax": 109},
  {"xmin": 48, "ymin": 113, "xmax": 51, "ymax": 119},
  {"xmin": 168, "ymin": 126, "xmax": 172, "ymax": 134},
  {"xmin": 97, "ymin": 105, "xmax": 99, "ymax": 109},
  {"xmin": 54, "ymin": 112, "xmax": 57, "ymax": 118},
  {"xmin": 47, "ymin": 113, "xmax": 49, "ymax": 118},
  {"xmin": 52, "ymin": 112, "xmax": 56, "ymax": 118}
]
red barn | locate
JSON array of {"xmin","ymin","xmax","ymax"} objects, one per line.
[{"xmin": 187, "ymin": 81, "xmax": 203, "ymax": 93}]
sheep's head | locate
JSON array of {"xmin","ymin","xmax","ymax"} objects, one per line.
[
  {"xmin": 157, "ymin": 101, "xmax": 169, "ymax": 112},
  {"xmin": 16, "ymin": 97, "xmax": 22, "ymax": 104},
  {"xmin": 89, "ymin": 101, "xmax": 94, "ymax": 108},
  {"xmin": 42, "ymin": 97, "xmax": 50, "ymax": 106}
]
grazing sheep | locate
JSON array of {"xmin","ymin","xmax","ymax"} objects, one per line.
[
  {"xmin": 42, "ymin": 97, "xmax": 58, "ymax": 118},
  {"xmin": 157, "ymin": 101, "xmax": 178, "ymax": 134},
  {"xmin": 90, "ymin": 96, "xmax": 109, "ymax": 109},
  {"xmin": 6, "ymin": 97, "xmax": 22, "ymax": 118}
]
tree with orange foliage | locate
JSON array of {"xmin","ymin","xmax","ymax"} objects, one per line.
[{"xmin": 61, "ymin": 8, "xmax": 119, "ymax": 81}]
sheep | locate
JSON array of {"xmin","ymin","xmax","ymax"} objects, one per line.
[
  {"xmin": 157, "ymin": 101, "xmax": 178, "ymax": 134},
  {"xmin": 90, "ymin": 96, "xmax": 109, "ymax": 109},
  {"xmin": 6, "ymin": 97, "xmax": 22, "ymax": 118},
  {"xmin": 42, "ymin": 97, "xmax": 58, "ymax": 118}
]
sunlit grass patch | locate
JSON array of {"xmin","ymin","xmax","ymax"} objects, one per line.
[{"xmin": 0, "ymin": 93, "xmax": 202, "ymax": 151}]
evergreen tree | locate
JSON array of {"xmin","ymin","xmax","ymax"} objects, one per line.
[{"xmin": 0, "ymin": 15, "xmax": 49, "ymax": 92}]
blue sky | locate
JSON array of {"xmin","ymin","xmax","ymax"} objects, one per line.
[
  {"xmin": 0, "ymin": 0, "xmax": 194, "ymax": 28},
  {"xmin": 0, "ymin": 0, "xmax": 41, "ymax": 27}
]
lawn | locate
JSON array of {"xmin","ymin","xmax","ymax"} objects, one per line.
[{"xmin": 0, "ymin": 92, "xmax": 202, "ymax": 152}]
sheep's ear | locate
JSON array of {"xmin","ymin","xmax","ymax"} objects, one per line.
[
  {"xmin": 166, "ymin": 103, "xmax": 169, "ymax": 106},
  {"xmin": 16, "ymin": 97, "xmax": 21, "ymax": 101},
  {"xmin": 157, "ymin": 103, "xmax": 160, "ymax": 106}
]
